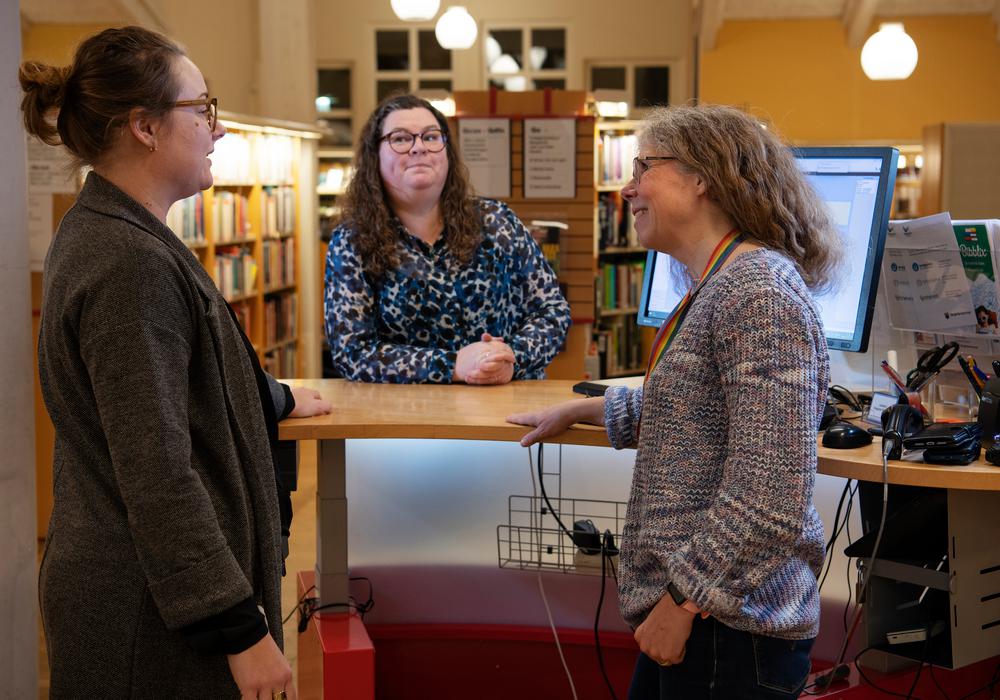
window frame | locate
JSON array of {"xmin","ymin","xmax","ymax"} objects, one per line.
[
  {"xmin": 374, "ymin": 25, "xmax": 455, "ymax": 102},
  {"xmin": 586, "ymin": 59, "xmax": 680, "ymax": 116},
  {"xmin": 482, "ymin": 23, "xmax": 569, "ymax": 91}
]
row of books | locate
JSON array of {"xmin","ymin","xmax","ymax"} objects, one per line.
[
  {"xmin": 215, "ymin": 247, "xmax": 257, "ymax": 299},
  {"xmin": 213, "ymin": 191, "xmax": 252, "ymax": 242},
  {"xmin": 263, "ymin": 343, "xmax": 297, "ymax": 379},
  {"xmin": 318, "ymin": 163, "xmax": 353, "ymax": 193},
  {"xmin": 262, "ymin": 238, "xmax": 296, "ymax": 289},
  {"xmin": 598, "ymin": 191, "xmax": 637, "ymax": 250},
  {"xmin": 597, "ymin": 132, "xmax": 637, "ymax": 186},
  {"xmin": 166, "ymin": 192, "xmax": 205, "ymax": 244},
  {"xmin": 210, "ymin": 133, "xmax": 295, "ymax": 184},
  {"xmin": 264, "ymin": 293, "xmax": 298, "ymax": 349},
  {"xmin": 261, "ymin": 186, "xmax": 296, "ymax": 237},
  {"xmin": 597, "ymin": 261, "xmax": 646, "ymax": 311},
  {"xmin": 230, "ymin": 300, "xmax": 252, "ymax": 338},
  {"xmin": 595, "ymin": 319, "xmax": 644, "ymax": 377}
]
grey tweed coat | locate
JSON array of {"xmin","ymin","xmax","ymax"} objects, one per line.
[{"xmin": 38, "ymin": 172, "xmax": 283, "ymax": 698}]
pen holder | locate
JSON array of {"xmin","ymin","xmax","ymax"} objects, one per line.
[{"xmin": 918, "ymin": 377, "xmax": 937, "ymax": 423}]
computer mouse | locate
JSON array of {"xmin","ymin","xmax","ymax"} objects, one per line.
[{"xmin": 822, "ymin": 420, "xmax": 873, "ymax": 449}]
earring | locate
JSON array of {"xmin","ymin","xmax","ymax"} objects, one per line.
[{"xmin": 149, "ymin": 145, "xmax": 157, "ymax": 153}]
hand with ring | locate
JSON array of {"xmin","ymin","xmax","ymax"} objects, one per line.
[
  {"xmin": 455, "ymin": 333, "xmax": 516, "ymax": 385},
  {"xmin": 226, "ymin": 633, "xmax": 296, "ymax": 700}
]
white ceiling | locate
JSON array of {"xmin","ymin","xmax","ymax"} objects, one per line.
[{"xmin": 723, "ymin": 0, "xmax": 996, "ymax": 20}]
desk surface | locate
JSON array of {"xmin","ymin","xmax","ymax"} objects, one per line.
[{"xmin": 280, "ymin": 379, "xmax": 1000, "ymax": 491}]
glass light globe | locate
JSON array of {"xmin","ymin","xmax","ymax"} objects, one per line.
[
  {"xmin": 435, "ymin": 6, "xmax": 478, "ymax": 50},
  {"xmin": 861, "ymin": 23, "xmax": 918, "ymax": 80},
  {"xmin": 391, "ymin": 0, "xmax": 440, "ymax": 21}
]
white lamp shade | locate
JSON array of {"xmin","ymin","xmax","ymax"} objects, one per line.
[
  {"xmin": 490, "ymin": 54, "xmax": 520, "ymax": 75},
  {"xmin": 485, "ymin": 36, "xmax": 502, "ymax": 66},
  {"xmin": 435, "ymin": 6, "xmax": 478, "ymax": 49},
  {"xmin": 391, "ymin": 0, "xmax": 440, "ymax": 21},
  {"xmin": 861, "ymin": 23, "xmax": 918, "ymax": 80}
]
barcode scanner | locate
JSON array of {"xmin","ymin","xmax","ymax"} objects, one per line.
[{"xmin": 881, "ymin": 400, "xmax": 923, "ymax": 460}]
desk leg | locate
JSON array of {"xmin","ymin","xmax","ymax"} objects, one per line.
[
  {"xmin": 309, "ymin": 439, "xmax": 375, "ymax": 700},
  {"xmin": 317, "ymin": 438, "xmax": 349, "ymax": 608}
]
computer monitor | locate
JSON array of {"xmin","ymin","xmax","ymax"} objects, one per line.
[{"xmin": 636, "ymin": 146, "xmax": 898, "ymax": 353}]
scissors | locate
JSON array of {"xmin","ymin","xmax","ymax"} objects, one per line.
[{"xmin": 905, "ymin": 341, "xmax": 960, "ymax": 391}]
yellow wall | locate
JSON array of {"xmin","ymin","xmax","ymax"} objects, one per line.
[
  {"xmin": 700, "ymin": 15, "xmax": 1000, "ymax": 144},
  {"xmin": 21, "ymin": 23, "xmax": 117, "ymax": 65}
]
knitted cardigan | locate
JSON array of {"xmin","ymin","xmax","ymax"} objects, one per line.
[{"xmin": 604, "ymin": 248, "xmax": 829, "ymax": 640}]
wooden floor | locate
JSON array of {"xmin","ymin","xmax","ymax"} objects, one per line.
[{"xmin": 37, "ymin": 441, "xmax": 320, "ymax": 698}]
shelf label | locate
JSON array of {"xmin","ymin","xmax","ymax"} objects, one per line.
[{"xmin": 523, "ymin": 118, "xmax": 576, "ymax": 199}]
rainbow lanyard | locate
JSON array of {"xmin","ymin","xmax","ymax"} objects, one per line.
[{"xmin": 644, "ymin": 229, "xmax": 744, "ymax": 384}]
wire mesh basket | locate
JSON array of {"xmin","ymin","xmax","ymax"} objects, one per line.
[{"xmin": 497, "ymin": 494, "xmax": 626, "ymax": 576}]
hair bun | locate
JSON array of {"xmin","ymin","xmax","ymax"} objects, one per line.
[{"xmin": 18, "ymin": 62, "xmax": 72, "ymax": 145}]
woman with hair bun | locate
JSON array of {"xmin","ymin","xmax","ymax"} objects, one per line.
[{"xmin": 22, "ymin": 25, "xmax": 330, "ymax": 699}]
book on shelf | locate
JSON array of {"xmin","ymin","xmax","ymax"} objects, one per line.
[
  {"xmin": 598, "ymin": 191, "xmax": 636, "ymax": 249},
  {"xmin": 166, "ymin": 192, "xmax": 204, "ymax": 244},
  {"xmin": 215, "ymin": 246, "xmax": 257, "ymax": 298},
  {"xmin": 256, "ymin": 134, "xmax": 294, "ymax": 184},
  {"xmin": 262, "ymin": 237, "xmax": 296, "ymax": 289},
  {"xmin": 597, "ymin": 260, "xmax": 645, "ymax": 311},
  {"xmin": 230, "ymin": 300, "xmax": 252, "ymax": 338},
  {"xmin": 263, "ymin": 343, "xmax": 298, "ymax": 379},
  {"xmin": 595, "ymin": 318, "xmax": 643, "ymax": 378},
  {"xmin": 211, "ymin": 132, "xmax": 253, "ymax": 183},
  {"xmin": 264, "ymin": 293, "xmax": 298, "ymax": 348},
  {"xmin": 261, "ymin": 186, "xmax": 295, "ymax": 237},
  {"xmin": 213, "ymin": 191, "xmax": 251, "ymax": 242},
  {"xmin": 598, "ymin": 132, "xmax": 637, "ymax": 186}
]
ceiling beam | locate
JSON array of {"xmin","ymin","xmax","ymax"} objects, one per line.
[
  {"xmin": 114, "ymin": 0, "xmax": 169, "ymax": 34},
  {"xmin": 698, "ymin": 0, "xmax": 724, "ymax": 52},
  {"xmin": 843, "ymin": 0, "xmax": 879, "ymax": 49}
]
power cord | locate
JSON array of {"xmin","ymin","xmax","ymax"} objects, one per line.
[
  {"xmin": 527, "ymin": 446, "xmax": 579, "ymax": 700},
  {"xmin": 294, "ymin": 576, "xmax": 375, "ymax": 633},
  {"xmin": 813, "ymin": 437, "xmax": 893, "ymax": 691},
  {"xmin": 535, "ymin": 443, "xmax": 619, "ymax": 700}
]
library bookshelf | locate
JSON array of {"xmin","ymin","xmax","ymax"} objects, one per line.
[
  {"xmin": 170, "ymin": 111, "xmax": 322, "ymax": 379},
  {"xmin": 594, "ymin": 119, "xmax": 654, "ymax": 378}
]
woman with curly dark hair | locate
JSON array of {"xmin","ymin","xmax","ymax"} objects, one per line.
[{"xmin": 324, "ymin": 94, "xmax": 571, "ymax": 384}]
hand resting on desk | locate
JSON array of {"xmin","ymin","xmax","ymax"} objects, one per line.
[
  {"xmin": 507, "ymin": 396, "xmax": 606, "ymax": 446},
  {"xmin": 288, "ymin": 387, "xmax": 333, "ymax": 418}
]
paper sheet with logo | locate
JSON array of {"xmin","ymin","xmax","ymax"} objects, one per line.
[{"xmin": 882, "ymin": 212, "xmax": 975, "ymax": 332}]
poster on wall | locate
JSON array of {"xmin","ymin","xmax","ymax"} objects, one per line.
[
  {"xmin": 523, "ymin": 118, "xmax": 576, "ymax": 199},
  {"xmin": 27, "ymin": 136, "xmax": 77, "ymax": 271},
  {"xmin": 459, "ymin": 118, "xmax": 511, "ymax": 198}
]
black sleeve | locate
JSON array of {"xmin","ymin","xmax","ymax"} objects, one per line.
[{"xmin": 180, "ymin": 596, "xmax": 268, "ymax": 655}]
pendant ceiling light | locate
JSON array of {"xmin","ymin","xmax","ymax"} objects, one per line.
[
  {"xmin": 435, "ymin": 6, "xmax": 478, "ymax": 49},
  {"xmin": 861, "ymin": 23, "xmax": 918, "ymax": 80},
  {"xmin": 390, "ymin": 0, "xmax": 440, "ymax": 21}
]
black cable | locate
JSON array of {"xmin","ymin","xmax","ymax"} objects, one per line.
[
  {"xmin": 594, "ymin": 539, "xmax": 618, "ymax": 700},
  {"xmin": 818, "ymin": 480, "xmax": 853, "ymax": 594},
  {"xmin": 284, "ymin": 584, "xmax": 317, "ymax": 625},
  {"xmin": 854, "ymin": 647, "xmax": 926, "ymax": 699},
  {"xmin": 927, "ymin": 663, "xmax": 951, "ymax": 700},
  {"xmin": 295, "ymin": 577, "xmax": 376, "ymax": 633},
  {"xmin": 536, "ymin": 442, "xmax": 618, "ymax": 699},
  {"xmin": 955, "ymin": 660, "xmax": 1000, "ymax": 700}
]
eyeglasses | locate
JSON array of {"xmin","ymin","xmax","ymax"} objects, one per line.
[
  {"xmin": 172, "ymin": 97, "xmax": 218, "ymax": 131},
  {"xmin": 632, "ymin": 155, "xmax": 677, "ymax": 183},
  {"xmin": 380, "ymin": 128, "xmax": 447, "ymax": 154}
]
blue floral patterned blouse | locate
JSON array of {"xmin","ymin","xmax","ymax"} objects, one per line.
[{"xmin": 324, "ymin": 198, "xmax": 572, "ymax": 383}]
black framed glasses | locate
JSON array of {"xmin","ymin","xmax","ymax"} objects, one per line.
[
  {"xmin": 380, "ymin": 128, "xmax": 447, "ymax": 154},
  {"xmin": 632, "ymin": 155, "xmax": 676, "ymax": 183},
  {"xmin": 173, "ymin": 97, "xmax": 218, "ymax": 131}
]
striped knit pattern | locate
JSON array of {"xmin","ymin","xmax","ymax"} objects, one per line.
[{"xmin": 604, "ymin": 248, "xmax": 829, "ymax": 640}]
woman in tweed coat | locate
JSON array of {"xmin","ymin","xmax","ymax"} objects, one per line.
[
  {"xmin": 21, "ymin": 27, "xmax": 329, "ymax": 699},
  {"xmin": 510, "ymin": 104, "xmax": 841, "ymax": 699}
]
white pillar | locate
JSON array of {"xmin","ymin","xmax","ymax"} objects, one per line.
[
  {"xmin": 0, "ymin": 3, "xmax": 39, "ymax": 695},
  {"xmin": 257, "ymin": 0, "xmax": 321, "ymax": 377}
]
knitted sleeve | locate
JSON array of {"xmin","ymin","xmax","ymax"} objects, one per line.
[
  {"xmin": 603, "ymin": 385, "xmax": 643, "ymax": 449},
  {"xmin": 664, "ymin": 283, "xmax": 824, "ymax": 617}
]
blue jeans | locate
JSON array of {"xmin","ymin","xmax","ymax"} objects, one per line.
[{"xmin": 628, "ymin": 616, "xmax": 814, "ymax": 699}]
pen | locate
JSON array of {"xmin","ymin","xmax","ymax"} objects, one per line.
[
  {"xmin": 969, "ymin": 356, "xmax": 989, "ymax": 383},
  {"xmin": 958, "ymin": 355, "xmax": 984, "ymax": 398},
  {"xmin": 880, "ymin": 360, "xmax": 908, "ymax": 396}
]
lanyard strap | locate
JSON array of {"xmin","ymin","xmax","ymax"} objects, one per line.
[{"xmin": 644, "ymin": 229, "xmax": 744, "ymax": 384}]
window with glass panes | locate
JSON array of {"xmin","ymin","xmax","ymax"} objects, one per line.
[
  {"xmin": 316, "ymin": 65, "xmax": 352, "ymax": 146},
  {"xmin": 484, "ymin": 26, "xmax": 567, "ymax": 91},
  {"xmin": 375, "ymin": 28, "xmax": 453, "ymax": 104},
  {"xmin": 587, "ymin": 61, "xmax": 673, "ymax": 113}
]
